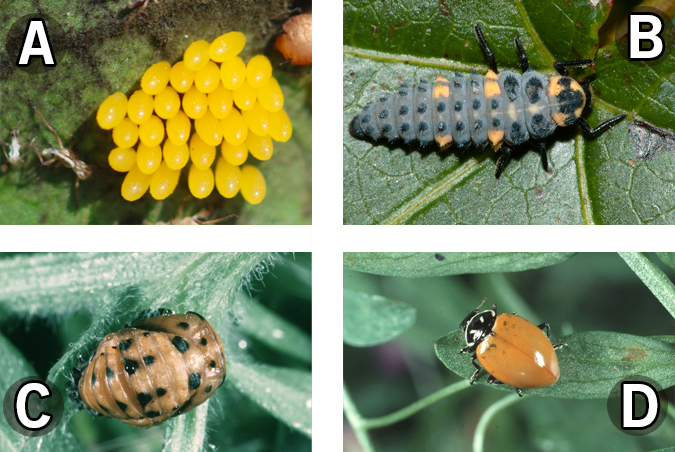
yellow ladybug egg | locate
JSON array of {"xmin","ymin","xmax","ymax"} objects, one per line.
[
  {"xmin": 220, "ymin": 57, "xmax": 246, "ymax": 91},
  {"xmin": 183, "ymin": 40, "xmax": 211, "ymax": 71},
  {"xmin": 121, "ymin": 164, "xmax": 152, "ymax": 201},
  {"xmin": 215, "ymin": 157, "xmax": 241, "ymax": 198},
  {"xmin": 189, "ymin": 133, "xmax": 216, "ymax": 170},
  {"xmin": 242, "ymin": 102, "xmax": 269, "ymax": 136},
  {"xmin": 209, "ymin": 32, "xmax": 246, "ymax": 63},
  {"xmin": 246, "ymin": 133, "xmax": 273, "ymax": 161},
  {"xmin": 188, "ymin": 164, "xmax": 214, "ymax": 199},
  {"xmin": 108, "ymin": 147, "xmax": 137, "ymax": 172},
  {"xmin": 221, "ymin": 141, "xmax": 248, "ymax": 166},
  {"xmin": 141, "ymin": 62, "xmax": 171, "ymax": 95},
  {"xmin": 240, "ymin": 164, "xmax": 266, "ymax": 204},
  {"xmin": 154, "ymin": 86, "xmax": 181, "ymax": 120},
  {"xmin": 232, "ymin": 80, "xmax": 257, "ymax": 111},
  {"xmin": 208, "ymin": 85, "xmax": 234, "ymax": 119},
  {"xmin": 195, "ymin": 109, "xmax": 223, "ymax": 146},
  {"xmin": 194, "ymin": 61, "xmax": 221, "ymax": 94},
  {"xmin": 182, "ymin": 86, "xmax": 208, "ymax": 119},
  {"xmin": 169, "ymin": 61, "xmax": 195, "ymax": 93},
  {"xmin": 221, "ymin": 109, "xmax": 248, "ymax": 146},
  {"xmin": 96, "ymin": 92, "xmax": 127, "ymax": 130},
  {"xmin": 269, "ymin": 109, "xmax": 293, "ymax": 142},
  {"xmin": 136, "ymin": 142, "xmax": 162, "ymax": 174},
  {"xmin": 163, "ymin": 139, "xmax": 190, "ymax": 170},
  {"xmin": 138, "ymin": 115, "xmax": 165, "ymax": 147},
  {"xmin": 246, "ymin": 55, "xmax": 272, "ymax": 88},
  {"xmin": 112, "ymin": 118, "xmax": 139, "ymax": 148},
  {"xmin": 166, "ymin": 110, "xmax": 191, "ymax": 146},
  {"xmin": 127, "ymin": 90, "xmax": 154, "ymax": 125},
  {"xmin": 150, "ymin": 162, "xmax": 181, "ymax": 200},
  {"xmin": 257, "ymin": 77, "xmax": 284, "ymax": 112}
]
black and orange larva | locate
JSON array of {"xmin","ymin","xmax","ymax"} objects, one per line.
[
  {"xmin": 69, "ymin": 309, "xmax": 225, "ymax": 429},
  {"xmin": 349, "ymin": 23, "xmax": 627, "ymax": 178}
]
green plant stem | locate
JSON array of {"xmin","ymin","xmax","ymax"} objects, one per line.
[
  {"xmin": 343, "ymin": 382, "xmax": 377, "ymax": 452},
  {"xmin": 619, "ymin": 253, "xmax": 675, "ymax": 319},
  {"xmin": 473, "ymin": 393, "xmax": 522, "ymax": 452},
  {"xmin": 361, "ymin": 380, "xmax": 471, "ymax": 429}
]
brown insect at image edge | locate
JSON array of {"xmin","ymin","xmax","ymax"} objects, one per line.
[
  {"xmin": 275, "ymin": 12, "xmax": 312, "ymax": 66},
  {"xmin": 68, "ymin": 309, "xmax": 226, "ymax": 428}
]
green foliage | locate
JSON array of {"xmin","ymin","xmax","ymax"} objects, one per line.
[
  {"xmin": 343, "ymin": 289, "xmax": 416, "ymax": 346},
  {"xmin": 343, "ymin": 0, "xmax": 675, "ymax": 224}
]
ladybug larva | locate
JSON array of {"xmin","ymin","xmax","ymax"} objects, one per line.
[
  {"xmin": 69, "ymin": 309, "xmax": 226, "ymax": 428},
  {"xmin": 349, "ymin": 23, "xmax": 627, "ymax": 178}
]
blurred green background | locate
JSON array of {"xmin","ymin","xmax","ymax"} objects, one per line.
[{"xmin": 344, "ymin": 253, "xmax": 675, "ymax": 452}]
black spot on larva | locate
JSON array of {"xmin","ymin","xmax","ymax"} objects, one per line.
[
  {"xmin": 475, "ymin": 119, "xmax": 483, "ymax": 130},
  {"xmin": 491, "ymin": 99, "xmax": 499, "ymax": 110},
  {"xmin": 456, "ymin": 121, "xmax": 464, "ymax": 132},
  {"xmin": 556, "ymin": 87, "xmax": 584, "ymax": 120},
  {"xmin": 399, "ymin": 105, "xmax": 409, "ymax": 116},
  {"xmin": 111, "ymin": 346, "xmax": 117, "ymax": 349},
  {"xmin": 417, "ymin": 84, "xmax": 427, "ymax": 93},
  {"xmin": 137, "ymin": 392, "xmax": 152, "ymax": 408},
  {"xmin": 470, "ymin": 79, "xmax": 479, "ymax": 88},
  {"xmin": 172, "ymin": 336, "xmax": 189, "ymax": 353},
  {"xmin": 525, "ymin": 77, "xmax": 543, "ymax": 103},
  {"xmin": 437, "ymin": 102, "xmax": 446, "ymax": 112},
  {"xmin": 503, "ymin": 75, "xmax": 519, "ymax": 102},
  {"xmin": 365, "ymin": 126, "xmax": 375, "ymax": 134},
  {"xmin": 116, "ymin": 401, "xmax": 128, "ymax": 412},
  {"xmin": 531, "ymin": 114, "xmax": 551, "ymax": 136},
  {"xmin": 361, "ymin": 114, "xmax": 371, "ymax": 124},
  {"xmin": 438, "ymin": 122, "xmax": 447, "ymax": 132},
  {"xmin": 382, "ymin": 124, "xmax": 392, "ymax": 133},
  {"xmin": 417, "ymin": 103, "xmax": 427, "ymax": 114},
  {"xmin": 146, "ymin": 411, "xmax": 161, "ymax": 418},
  {"xmin": 205, "ymin": 385, "xmax": 213, "ymax": 394},
  {"xmin": 100, "ymin": 352, "xmax": 104, "ymax": 356},
  {"xmin": 210, "ymin": 360, "xmax": 216, "ymax": 368},
  {"xmin": 157, "ymin": 388, "xmax": 167, "ymax": 397},
  {"xmin": 124, "ymin": 359, "xmax": 139, "ymax": 375},
  {"xmin": 434, "ymin": 253, "xmax": 445, "ymax": 261},
  {"xmin": 418, "ymin": 121, "xmax": 429, "ymax": 132},
  {"xmin": 453, "ymin": 80, "xmax": 461, "ymax": 88},
  {"xmin": 493, "ymin": 118, "xmax": 501, "ymax": 128},
  {"xmin": 200, "ymin": 338, "xmax": 207, "ymax": 346},
  {"xmin": 454, "ymin": 101, "xmax": 462, "ymax": 112},
  {"xmin": 106, "ymin": 367, "xmax": 113, "ymax": 380},
  {"xmin": 118, "ymin": 339, "xmax": 133, "ymax": 351},
  {"xmin": 400, "ymin": 123, "xmax": 410, "ymax": 133},
  {"xmin": 189, "ymin": 373, "xmax": 201, "ymax": 390},
  {"xmin": 143, "ymin": 356, "xmax": 155, "ymax": 366},
  {"xmin": 473, "ymin": 99, "xmax": 481, "ymax": 110},
  {"xmin": 143, "ymin": 332, "xmax": 149, "ymax": 337},
  {"xmin": 379, "ymin": 96, "xmax": 389, "ymax": 103},
  {"xmin": 510, "ymin": 122, "xmax": 527, "ymax": 144},
  {"xmin": 177, "ymin": 322, "xmax": 190, "ymax": 330},
  {"xmin": 379, "ymin": 109, "xmax": 389, "ymax": 119},
  {"xmin": 399, "ymin": 88, "xmax": 409, "ymax": 96}
]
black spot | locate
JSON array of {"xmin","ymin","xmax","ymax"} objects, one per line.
[
  {"xmin": 418, "ymin": 121, "xmax": 429, "ymax": 132},
  {"xmin": 453, "ymin": 80, "xmax": 462, "ymax": 88},
  {"xmin": 503, "ymin": 75, "xmax": 519, "ymax": 102},
  {"xmin": 379, "ymin": 96, "xmax": 389, "ymax": 103},
  {"xmin": 146, "ymin": 411, "xmax": 161, "ymax": 418},
  {"xmin": 100, "ymin": 352, "xmax": 104, "ymax": 356},
  {"xmin": 365, "ymin": 126, "xmax": 375, "ymax": 135},
  {"xmin": 470, "ymin": 79, "xmax": 479, "ymax": 88},
  {"xmin": 177, "ymin": 322, "xmax": 190, "ymax": 330},
  {"xmin": 510, "ymin": 122, "xmax": 527, "ymax": 145},
  {"xmin": 381, "ymin": 124, "xmax": 392, "ymax": 133},
  {"xmin": 531, "ymin": 114, "xmax": 551, "ymax": 136},
  {"xmin": 434, "ymin": 253, "xmax": 445, "ymax": 261},
  {"xmin": 143, "ymin": 356, "xmax": 155, "ymax": 366},
  {"xmin": 417, "ymin": 84, "xmax": 427, "ymax": 93},
  {"xmin": 172, "ymin": 336, "xmax": 189, "ymax": 353},
  {"xmin": 556, "ymin": 82, "xmax": 584, "ymax": 123},
  {"xmin": 189, "ymin": 373, "xmax": 201, "ymax": 390},
  {"xmin": 91, "ymin": 373, "xmax": 96, "ymax": 385},
  {"xmin": 116, "ymin": 401, "xmax": 128, "ymax": 412},
  {"xmin": 398, "ymin": 88, "xmax": 408, "ymax": 96},
  {"xmin": 475, "ymin": 119, "xmax": 483, "ymax": 130},
  {"xmin": 525, "ymin": 77, "xmax": 543, "ymax": 103},
  {"xmin": 124, "ymin": 359, "xmax": 139, "ymax": 375},
  {"xmin": 454, "ymin": 101, "xmax": 462, "ymax": 112},
  {"xmin": 361, "ymin": 114, "xmax": 371, "ymax": 124},
  {"xmin": 455, "ymin": 122, "xmax": 464, "ymax": 132},
  {"xmin": 157, "ymin": 388, "xmax": 167, "ymax": 397},
  {"xmin": 417, "ymin": 103, "xmax": 427, "ymax": 114},
  {"xmin": 111, "ymin": 346, "xmax": 116, "ymax": 349},
  {"xmin": 473, "ymin": 99, "xmax": 481, "ymax": 110},
  {"xmin": 106, "ymin": 367, "xmax": 113, "ymax": 380},
  {"xmin": 379, "ymin": 109, "xmax": 389, "ymax": 119},
  {"xmin": 437, "ymin": 102, "xmax": 445, "ymax": 112},
  {"xmin": 437, "ymin": 122, "xmax": 447, "ymax": 132},
  {"xmin": 137, "ymin": 392, "xmax": 152, "ymax": 408},
  {"xmin": 210, "ymin": 360, "xmax": 216, "ymax": 368},
  {"xmin": 399, "ymin": 105, "xmax": 409, "ymax": 116},
  {"xmin": 493, "ymin": 118, "xmax": 501, "ymax": 128},
  {"xmin": 205, "ymin": 385, "xmax": 213, "ymax": 394},
  {"xmin": 400, "ymin": 123, "xmax": 410, "ymax": 133},
  {"xmin": 491, "ymin": 99, "xmax": 499, "ymax": 110},
  {"xmin": 143, "ymin": 332, "xmax": 149, "ymax": 337}
]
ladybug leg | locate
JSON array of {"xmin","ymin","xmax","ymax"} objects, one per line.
[
  {"xmin": 577, "ymin": 115, "xmax": 627, "ymax": 138},
  {"xmin": 514, "ymin": 35, "xmax": 529, "ymax": 73},
  {"xmin": 536, "ymin": 322, "xmax": 551, "ymax": 338},
  {"xmin": 553, "ymin": 59, "xmax": 593, "ymax": 76},
  {"xmin": 469, "ymin": 354, "xmax": 482, "ymax": 384},
  {"xmin": 494, "ymin": 144, "xmax": 513, "ymax": 179},
  {"xmin": 553, "ymin": 342, "xmax": 568, "ymax": 350},
  {"xmin": 474, "ymin": 23, "xmax": 498, "ymax": 74}
]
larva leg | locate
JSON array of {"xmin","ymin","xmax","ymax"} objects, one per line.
[
  {"xmin": 577, "ymin": 115, "xmax": 627, "ymax": 138},
  {"xmin": 474, "ymin": 24, "xmax": 498, "ymax": 74},
  {"xmin": 553, "ymin": 59, "xmax": 593, "ymax": 76}
]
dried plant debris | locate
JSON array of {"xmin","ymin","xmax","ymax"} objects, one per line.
[{"xmin": 628, "ymin": 119, "xmax": 675, "ymax": 161}]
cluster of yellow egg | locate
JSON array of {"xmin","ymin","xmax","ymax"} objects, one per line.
[{"xmin": 96, "ymin": 32, "xmax": 292, "ymax": 204}]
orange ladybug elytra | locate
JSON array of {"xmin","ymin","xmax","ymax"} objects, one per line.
[{"xmin": 458, "ymin": 300, "xmax": 567, "ymax": 396}]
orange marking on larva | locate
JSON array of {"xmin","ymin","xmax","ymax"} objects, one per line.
[
  {"xmin": 433, "ymin": 76, "xmax": 450, "ymax": 99},
  {"xmin": 488, "ymin": 130, "xmax": 504, "ymax": 147},
  {"xmin": 435, "ymin": 134, "xmax": 453, "ymax": 149},
  {"xmin": 484, "ymin": 72, "xmax": 500, "ymax": 98},
  {"xmin": 548, "ymin": 76, "xmax": 563, "ymax": 97},
  {"xmin": 552, "ymin": 112, "xmax": 569, "ymax": 126}
]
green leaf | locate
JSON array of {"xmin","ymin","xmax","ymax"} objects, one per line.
[
  {"xmin": 227, "ymin": 361, "xmax": 311, "ymax": 437},
  {"xmin": 343, "ymin": 252, "xmax": 576, "ymax": 277},
  {"xmin": 0, "ymin": 1, "xmax": 310, "ymax": 225},
  {"xmin": 162, "ymin": 402, "xmax": 210, "ymax": 452},
  {"xmin": 343, "ymin": 0, "xmax": 675, "ymax": 224},
  {"xmin": 434, "ymin": 331, "xmax": 675, "ymax": 399},
  {"xmin": 343, "ymin": 289, "xmax": 416, "ymax": 346}
]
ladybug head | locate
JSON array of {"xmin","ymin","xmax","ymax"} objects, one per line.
[{"xmin": 459, "ymin": 303, "xmax": 497, "ymax": 351}]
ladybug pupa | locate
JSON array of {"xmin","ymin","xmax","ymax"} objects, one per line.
[
  {"xmin": 349, "ymin": 23, "xmax": 627, "ymax": 178},
  {"xmin": 458, "ymin": 300, "xmax": 567, "ymax": 396},
  {"xmin": 69, "ymin": 309, "xmax": 226, "ymax": 428}
]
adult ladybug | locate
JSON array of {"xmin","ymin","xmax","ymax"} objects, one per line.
[
  {"xmin": 68, "ymin": 309, "xmax": 226, "ymax": 428},
  {"xmin": 349, "ymin": 23, "xmax": 626, "ymax": 178},
  {"xmin": 458, "ymin": 300, "xmax": 567, "ymax": 396}
]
